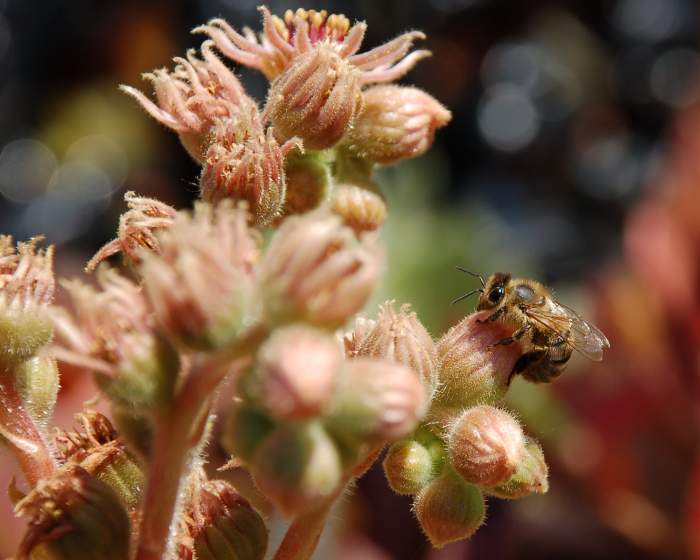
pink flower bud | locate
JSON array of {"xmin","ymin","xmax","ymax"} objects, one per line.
[
  {"xmin": 448, "ymin": 405, "xmax": 525, "ymax": 488},
  {"xmin": 346, "ymin": 85, "xmax": 451, "ymax": 164},
  {"xmin": 255, "ymin": 325, "xmax": 342, "ymax": 420},
  {"xmin": 259, "ymin": 211, "xmax": 382, "ymax": 329},
  {"xmin": 251, "ymin": 422, "xmax": 342, "ymax": 517},
  {"xmin": 121, "ymin": 41, "xmax": 255, "ymax": 162},
  {"xmin": 348, "ymin": 301, "xmax": 438, "ymax": 400},
  {"xmin": 264, "ymin": 45, "xmax": 362, "ymax": 150},
  {"xmin": 195, "ymin": 8, "xmax": 430, "ymax": 84},
  {"xmin": 332, "ymin": 184, "xmax": 387, "ymax": 234},
  {"xmin": 139, "ymin": 202, "xmax": 260, "ymax": 350},
  {"xmin": 430, "ymin": 311, "xmax": 526, "ymax": 428},
  {"xmin": 414, "ymin": 470, "xmax": 486, "ymax": 548},
  {"xmin": 488, "ymin": 438, "xmax": 549, "ymax": 499},
  {"xmin": 85, "ymin": 191, "xmax": 176, "ymax": 273},
  {"xmin": 326, "ymin": 358, "xmax": 426, "ymax": 444},
  {"xmin": 200, "ymin": 118, "xmax": 302, "ymax": 225},
  {"xmin": 0, "ymin": 236, "xmax": 55, "ymax": 365}
]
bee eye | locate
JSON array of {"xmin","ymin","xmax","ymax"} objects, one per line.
[{"xmin": 488, "ymin": 285, "xmax": 504, "ymax": 303}]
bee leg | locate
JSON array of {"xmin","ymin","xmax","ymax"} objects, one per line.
[
  {"xmin": 476, "ymin": 307, "xmax": 504, "ymax": 324},
  {"xmin": 488, "ymin": 324, "xmax": 530, "ymax": 350}
]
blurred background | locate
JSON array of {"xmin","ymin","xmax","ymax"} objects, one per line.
[{"xmin": 2, "ymin": 0, "xmax": 700, "ymax": 558}]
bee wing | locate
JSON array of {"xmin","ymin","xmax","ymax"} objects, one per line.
[{"xmin": 523, "ymin": 301, "xmax": 610, "ymax": 361}]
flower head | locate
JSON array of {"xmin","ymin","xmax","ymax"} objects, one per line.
[
  {"xmin": 259, "ymin": 210, "xmax": 382, "ymax": 329},
  {"xmin": 85, "ymin": 191, "xmax": 177, "ymax": 273},
  {"xmin": 121, "ymin": 41, "xmax": 256, "ymax": 162},
  {"xmin": 195, "ymin": 7, "xmax": 430, "ymax": 83},
  {"xmin": 200, "ymin": 119, "xmax": 302, "ymax": 224},
  {"xmin": 140, "ymin": 201, "xmax": 260, "ymax": 350},
  {"xmin": 52, "ymin": 267, "xmax": 178, "ymax": 408},
  {"xmin": 0, "ymin": 236, "xmax": 55, "ymax": 364},
  {"xmin": 346, "ymin": 85, "xmax": 451, "ymax": 165}
]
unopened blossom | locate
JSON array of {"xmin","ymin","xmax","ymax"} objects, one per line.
[
  {"xmin": 489, "ymin": 438, "xmax": 549, "ymax": 499},
  {"xmin": 348, "ymin": 301, "xmax": 438, "ymax": 399},
  {"xmin": 326, "ymin": 358, "xmax": 426, "ymax": 443},
  {"xmin": 85, "ymin": 191, "xmax": 177, "ymax": 273},
  {"xmin": 252, "ymin": 422, "xmax": 342, "ymax": 516},
  {"xmin": 121, "ymin": 41, "xmax": 256, "ymax": 162},
  {"xmin": 346, "ymin": 85, "xmax": 451, "ymax": 165},
  {"xmin": 51, "ymin": 267, "xmax": 179, "ymax": 408},
  {"xmin": 259, "ymin": 210, "xmax": 382, "ymax": 329},
  {"xmin": 332, "ymin": 184, "xmax": 387, "ymax": 233},
  {"xmin": 448, "ymin": 405, "xmax": 525, "ymax": 488},
  {"xmin": 195, "ymin": 7, "xmax": 430, "ymax": 83},
  {"xmin": 414, "ymin": 470, "xmax": 485, "ymax": 548},
  {"xmin": 177, "ymin": 469, "xmax": 268, "ymax": 560},
  {"xmin": 383, "ymin": 439, "xmax": 435, "ymax": 495},
  {"xmin": 200, "ymin": 118, "xmax": 302, "ymax": 224},
  {"xmin": 0, "ymin": 236, "xmax": 55, "ymax": 365},
  {"xmin": 16, "ymin": 465, "xmax": 131, "ymax": 560},
  {"xmin": 282, "ymin": 152, "xmax": 331, "ymax": 215},
  {"xmin": 255, "ymin": 324, "xmax": 341, "ymax": 420},
  {"xmin": 140, "ymin": 202, "xmax": 260, "ymax": 350}
]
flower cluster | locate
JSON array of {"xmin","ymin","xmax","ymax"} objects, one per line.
[{"xmin": 0, "ymin": 7, "xmax": 563, "ymax": 560}]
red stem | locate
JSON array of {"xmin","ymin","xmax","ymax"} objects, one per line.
[{"xmin": 0, "ymin": 369, "xmax": 56, "ymax": 486}]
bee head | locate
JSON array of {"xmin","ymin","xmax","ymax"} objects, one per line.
[{"xmin": 477, "ymin": 272, "xmax": 511, "ymax": 310}]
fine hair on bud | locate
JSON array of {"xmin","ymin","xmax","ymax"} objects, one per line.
[
  {"xmin": 383, "ymin": 439, "xmax": 435, "ymax": 495},
  {"xmin": 448, "ymin": 405, "xmax": 525, "ymax": 488},
  {"xmin": 332, "ymin": 184, "xmax": 387, "ymax": 234},
  {"xmin": 414, "ymin": 469, "xmax": 486, "ymax": 548},
  {"xmin": 488, "ymin": 437, "xmax": 549, "ymax": 499}
]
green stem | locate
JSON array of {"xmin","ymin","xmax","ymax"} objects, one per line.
[{"xmin": 0, "ymin": 367, "xmax": 56, "ymax": 486}]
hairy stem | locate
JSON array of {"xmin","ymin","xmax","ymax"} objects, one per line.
[
  {"xmin": 0, "ymin": 368, "xmax": 56, "ymax": 486},
  {"xmin": 135, "ymin": 325, "xmax": 267, "ymax": 560}
]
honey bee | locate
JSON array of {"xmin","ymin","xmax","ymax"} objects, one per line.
[{"xmin": 453, "ymin": 268, "xmax": 610, "ymax": 384}]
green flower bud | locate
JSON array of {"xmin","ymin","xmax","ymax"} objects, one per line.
[
  {"xmin": 282, "ymin": 152, "xmax": 332, "ymax": 215},
  {"xmin": 0, "ymin": 311, "xmax": 53, "ymax": 367},
  {"xmin": 16, "ymin": 465, "xmax": 131, "ymax": 560},
  {"xmin": 414, "ymin": 469, "xmax": 486, "ymax": 548},
  {"xmin": 488, "ymin": 438, "xmax": 549, "ymax": 500},
  {"xmin": 251, "ymin": 422, "xmax": 342, "ymax": 517},
  {"xmin": 222, "ymin": 404, "xmax": 277, "ymax": 463},
  {"xmin": 110, "ymin": 405, "xmax": 153, "ymax": 459},
  {"xmin": 13, "ymin": 356, "xmax": 59, "ymax": 426},
  {"xmin": 179, "ymin": 475, "xmax": 268, "ymax": 560},
  {"xmin": 383, "ymin": 439, "xmax": 434, "ymax": 495}
]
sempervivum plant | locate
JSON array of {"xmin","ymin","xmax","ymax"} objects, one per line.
[{"xmin": 0, "ymin": 6, "xmax": 568, "ymax": 560}]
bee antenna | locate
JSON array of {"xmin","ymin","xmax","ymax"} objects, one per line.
[
  {"xmin": 456, "ymin": 266, "xmax": 485, "ymax": 287},
  {"xmin": 451, "ymin": 289, "xmax": 480, "ymax": 305}
]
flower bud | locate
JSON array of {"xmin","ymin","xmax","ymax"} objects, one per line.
[
  {"xmin": 140, "ymin": 202, "xmax": 259, "ymax": 351},
  {"xmin": 16, "ymin": 465, "xmax": 131, "ymax": 560},
  {"xmin": 54, "ymin": 411, "xmax": 144, "ymax": 511},
  {"xmin": 282, "ymin": 152, "xmax": 332, "ymax": 215},
  {"xmin": 200, "ymin": 119, "xmax": 302, "ymax": 225},
  {"xmin": 414, "ymin": 470, "xmax": 485, "ymax": 548},
  {"xmin": 265, "ymin": 45, "xmax": 362, "ymax": 150},
  {"xmin": 325, "ymin": 358, "xmax": 426, "ymax": 445},
  {"xmin": 430, "ymin": 312, "xmax": 526, "ymax": 426},
  {"xmin": 341, "ymin": 315, "xmax": 376, "ymax": 357},
  {"xmin": 13, "ymin": 356, "xmax": 59, "ymax": 426},
  {"xmin": 251, "ymin": 422, "xmax": 342, "ymax": 517},
  {"xmin": 488, "ymin": 438, "xmax": 549, "ymax": 499},
  {"xmin": 85, "ymin": 191, "xmax": 176, "ymax": 273},
  {"xmin": 52, "ymin": 269, "xmax": 180, "ymax": 410},
  {"xmin": 259, "ymin": 211, "xmax": 382, "ymax": 329},
  {"xmin": 255, "ymin": 325, "xmax": 341, "ymax": 420},
  {"xmin": 350, "ymin": 301, "xmax": 438, "ymax": 400},
  {"xmin": 383, "ymin": 439, "xmax": 434, "ymax": 495},
  {"xmin": 345, "ymin": 86, "xmax": 451, "ymax": 165},
  {"xmin": 179, "ymin": 472, "xmax": 268, "ymax": 560},
  {"xmin": 448, "ymin": 405, "xmax": 525, "ymax": 488},
  {"xmin": 332, "ymin": 184, "xmax": 387, "ymax": 234},
  {"xmin": 0, "ymin": 236, "xmax": 54, "ymax": 366},
  {"xmin": 222, "ymin": 404, "xmax": 277, "ymax": 463},
  {"xmin": 110, "ymin": 405, "xmax": 153, "ymax": 459}
]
